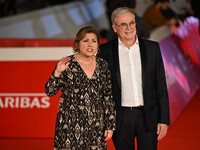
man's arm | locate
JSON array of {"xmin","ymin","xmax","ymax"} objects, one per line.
[{"xmin": 155, "ymin": 42, "xmax": 170, "ymax": 140}]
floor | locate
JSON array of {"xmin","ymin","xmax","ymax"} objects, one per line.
[{"xmin": 158, "ymin": 89, "xmax": 200, "ymax": 150}]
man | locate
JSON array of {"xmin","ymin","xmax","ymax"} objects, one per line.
[
  {"xmin": 98, "ymin": 7, "xmax": 170, "ymax": 150},
  {"xmin": 143, "ymin": 0, "xmax": 177, "ymax": 31}
]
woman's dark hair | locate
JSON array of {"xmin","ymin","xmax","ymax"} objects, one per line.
[{"xmin": 73, "ymin": 26, "xmax": 100, "ymax": 53}]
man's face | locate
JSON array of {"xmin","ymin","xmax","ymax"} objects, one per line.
[{"xmin": 112, "ymin": 12, "xmax": 136, "ymax": 41}]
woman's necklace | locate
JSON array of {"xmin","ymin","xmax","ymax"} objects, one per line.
[{"xmin": 75, "ymin": 55, "xmax": 94, "ymax": 66}]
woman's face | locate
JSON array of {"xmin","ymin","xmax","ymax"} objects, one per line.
[{"xmin": 78, "ymin": 33, "xmax": 98, "ymax": 58}]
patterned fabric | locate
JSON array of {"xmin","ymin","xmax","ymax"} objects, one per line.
[{"xmin": 45, "ymin": 55, "xmax": 116, "ymax": 150}]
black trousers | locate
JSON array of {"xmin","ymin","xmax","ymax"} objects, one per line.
[{"xmin": 112, "ymin": 107, "xmax": 157, "ymax": 150}]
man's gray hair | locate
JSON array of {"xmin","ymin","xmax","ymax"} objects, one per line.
[{"xmin": 111, "ymin": 7, "xmax": 135, "ymax": 24}]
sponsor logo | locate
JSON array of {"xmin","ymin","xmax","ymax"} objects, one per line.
[{"xmin": 0, "ymin": 93, "xmax": 50, "ymax": 108}]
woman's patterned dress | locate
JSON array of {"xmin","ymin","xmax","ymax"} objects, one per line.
[{"xmin": 45, "ymin": 55, "xmax": 116, "ymax": 150}]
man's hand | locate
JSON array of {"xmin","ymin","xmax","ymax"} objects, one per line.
[
  {"xmin": 104, "ymin": 130, "xmax": 113, "ymax": 141},
  {"xmin": 157, "ymin": 123, "xmax": 168, "ymax": 140}
]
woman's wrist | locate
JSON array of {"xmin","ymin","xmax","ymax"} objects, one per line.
[{"xmin": 54, "ymin": 70, "xmax": 61, "ymax": 77}]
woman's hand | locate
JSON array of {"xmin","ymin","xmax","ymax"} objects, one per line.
[
  {"xmin": 54, "ymin": 56, "xmax": 71, "ymax": 77},
  {"xmin": 104, "ymin": 130, "xmax": 113, "ymax": 141}
]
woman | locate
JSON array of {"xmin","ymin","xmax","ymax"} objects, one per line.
[{"xmin": 45, "ymin": 26, "xmax": 116, "ymax": 150}]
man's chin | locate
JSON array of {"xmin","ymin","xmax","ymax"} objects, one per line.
[
  {"xmin": 125, "ymin": 34, "xmax": 136, "ymax": 40},
  {"xmin": 125, "ymin": 31, "xmax": 136, "ymax": 37}
]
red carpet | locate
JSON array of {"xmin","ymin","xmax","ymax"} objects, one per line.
[
  {"xmin": 0, "ymin": 90, "xmax": 200, "ymax": 150},
  {"xmin": 158, "ymin": 90, "xmax": 200, "ymax": 150}
]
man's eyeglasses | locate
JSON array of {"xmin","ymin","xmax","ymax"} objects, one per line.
[{"xmin": 114, "ymin": 21, "xmax": 136, "ymax": 30}]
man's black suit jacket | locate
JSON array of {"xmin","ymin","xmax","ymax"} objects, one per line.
[{"xmin": 98, "ymin": 37, "xmax": 170, "ymax": 132}]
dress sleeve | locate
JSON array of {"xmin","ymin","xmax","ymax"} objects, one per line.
[
  {"xmin": 102, "ymin": 62, "xmax": 116, "ymax": 131},
  {"xmin": 45, "ymin": 67, "xmax": 64, "ymax": 97}
]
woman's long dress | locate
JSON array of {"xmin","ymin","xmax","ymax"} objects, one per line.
[{"xmin": 45, "ymin": 55, "xmax": 116, "ymax": 150}]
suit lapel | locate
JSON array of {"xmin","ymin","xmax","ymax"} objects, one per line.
[
  {"xmin": 138, "ymin": 37, "xmax": 147, "ymax": 88},
  {"xmin": 112, "ymin": 39, "xmax": 121, "ymax": 90}
]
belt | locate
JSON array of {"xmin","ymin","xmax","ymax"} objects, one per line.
[{"xmin": 122, "ymin": 106, "xmax": 144, "ymax": 111}]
